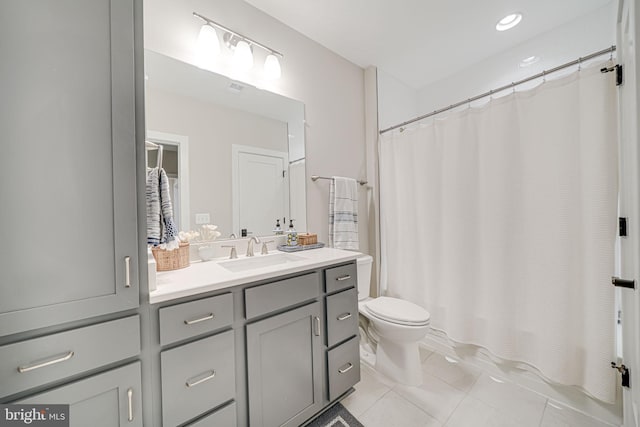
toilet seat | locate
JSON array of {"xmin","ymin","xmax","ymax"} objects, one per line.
[{"xmin": 364, "ymin": 297, "xmax": 430, "ymax": 327}]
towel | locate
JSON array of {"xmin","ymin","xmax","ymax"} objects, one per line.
[
  {"xmin": 146, "ymin": 167, "xmax": 179, "ymax": 250},
  {"xmin": 329, "ymin": 176, "xmax": 359, "ymax": 250}
]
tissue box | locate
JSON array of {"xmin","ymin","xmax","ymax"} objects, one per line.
[{"xmin": 298, "ymin": 233, "xmax": 317, "ymax": 246}]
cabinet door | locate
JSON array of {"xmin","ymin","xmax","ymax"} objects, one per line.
[
  {"xmin": 17, "ymin": 362, "xmax": 143, "ymax": 427},
  {"xmin": 247, "ymin": 302, "xmax": 323, "ymax": 427},
  {"xmin": 0, "ymin": 0, "xmax": 138, "ymax": 336}
]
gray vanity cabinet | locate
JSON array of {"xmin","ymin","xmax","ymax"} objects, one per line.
[
  {"xmin": 246, "ymin": 302, "xmax": 323, "ymax": 427},
  {"xmin": 18, "ymin": 362, "xmax": 143, "ymax": 427},
  {"xmin": 0, "ymin": 0, "xmax": 138, "ymax": 336}
]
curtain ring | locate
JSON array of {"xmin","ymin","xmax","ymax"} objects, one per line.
[
  {"xmin": 578, "ymin": 57, "xmax": 582, "ymax": 72},
  {"xmin": 489, "ymin": 89, "xmax": 494, "ymax": 101},
  {"xmin": 467, "ymin": 99, "xmax": 471, "ymax": 109},
  {"xmin": 542, "ymin": 70, "xmax": 546, "ymax": 83},
  {"xmin": 511, "ymin": 82, "xmax": 516, "ymax": 94},
  {"xmin": 610, "ymin": 47, "xmax": 614, "ymax": 61}
]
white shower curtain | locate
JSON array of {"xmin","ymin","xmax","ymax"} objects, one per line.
[{"xmin": 379, "ymin": 64, "xmax": 619, "ymax": 403}]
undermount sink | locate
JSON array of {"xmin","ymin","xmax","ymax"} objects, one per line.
[{"xmin": 218, "ymin": 253, "xmax": 304, "ymax": 273}]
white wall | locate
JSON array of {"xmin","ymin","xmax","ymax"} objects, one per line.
[
  {"xmin": 146, "ymin": 86, "xmax": 287, "ymax": 235},
  {"xmin": 377, "ymin": 69, "xmax": 419, "ymax": 132},
  {"xmin": 145, "ymin": 0, "xmax": 368, "ymax": 253}
]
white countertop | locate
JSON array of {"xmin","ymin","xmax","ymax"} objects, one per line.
[{"xmin": 149, "ymin": 247, "xmax": 360, "ymax": 304}]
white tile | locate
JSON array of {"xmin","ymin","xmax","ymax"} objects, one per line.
[
  {"xmin": 444, "ymin": 395, "xmax": 523, "ymax": 427},
  {"xmin": 540, "ymin": 401, "xmax": 618, "ymax": 427},
  {"xmin": 468, "ymin": 374, "xmax": 547, "ymax": 427},
  {"xmin": 422, "ymin": 352, "xmax": 482, "ymax": 392},
  {"xmin": 394, "ymin": 371, "xmax": 466, "ymax": 423},
  {"xmin": 341, "ymin": 365, "xmax": 394, "ymax": 418},
  {"xmin": 359, "ymin": 390, "xmax": 442, "ymax": 427}
]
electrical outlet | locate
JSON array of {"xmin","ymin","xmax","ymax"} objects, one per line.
[{"xmin": 195, "ymin": 213, "xmax": 210, "ymax": 225}]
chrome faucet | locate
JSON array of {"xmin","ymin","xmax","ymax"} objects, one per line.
[{"xmin": 246, "ymin": 236, "xmax": 261, "ymax": 257}]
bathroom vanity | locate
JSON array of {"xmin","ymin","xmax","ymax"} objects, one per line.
[{"xmin": 147, "ymin": 249, "xmax": 361, "ymax": 426}]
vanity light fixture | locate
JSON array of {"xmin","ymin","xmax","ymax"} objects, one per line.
[
  {"xmin": 196, "ymin": 23, "xmax": 221, "ymax": 69},
  {"xmin": 495, "ymin": 13, "xmax": 522, "ymax": 31},
  {"xmin": 193, "ymin": 11, "xmax": 283, "ymax": 78}
]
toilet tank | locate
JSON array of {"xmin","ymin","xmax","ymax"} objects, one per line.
[{"xmin": 356, "ymin": 255, "xmax": 373, "ymax": 301}]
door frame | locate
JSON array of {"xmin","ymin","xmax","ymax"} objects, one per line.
[
  {"xmin": 147, "ymin": 130, "xmax": 190, "ymax": 232},
  {"xmin": 231, "ymin": 144, "xmax": 289, "ymax": 236},
  {"xmin": 618, "ymin": 0, "xmax": 640, "ymax": 425}
]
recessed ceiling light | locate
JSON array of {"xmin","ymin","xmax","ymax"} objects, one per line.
[
  {"xmin": 496, "ymin": 13, "xmax": 522, "ymax": 31},
  {"xmin": 519, "ymin": 55, "xmax": 540, "ymax": 67}
]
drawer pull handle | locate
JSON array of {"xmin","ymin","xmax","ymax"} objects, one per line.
[
  {"xmin": 125, "ymin": 256, "xmax": 132, "ymax": 288},
  {"xmin": 17, "ymin": 351, "xmax": 75, "ymax": 373},
  {"xmin": 337, "ymin": 313, "xmax": 352, "ymax": 321},
  {"xmin": 336, "ymin": 275, "xmax": 352, "ymax": 281},
  {"xmin": 186, "ymin": 370, "xmax": 216, "ymax": 387},
  {"xmin": 184, "ymin": 313, "xmax": 215, "ymax": 325},
  {"xmin": 338, "ymin": 363, "xmax": 354, "ymax": 374},
  {"xmin": 127, "ymin": 388, "xmax": 134, "ymax": 422},
  {"xmin": 314, "ymin": 316, "xmax": 321, "ymax": 336}
]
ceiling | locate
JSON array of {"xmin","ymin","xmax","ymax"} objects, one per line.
[{"xmin": 243, "ymin": 0, "xmax": 614, "ymax": 89}]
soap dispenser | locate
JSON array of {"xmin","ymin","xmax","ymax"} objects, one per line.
[
  {"xmin": 273, "ymin": 219, "xmax": 283, "ymax": 235},
  {"xmin": 287, "ymin": 219, "xmax": 298, "ymax": 246}
]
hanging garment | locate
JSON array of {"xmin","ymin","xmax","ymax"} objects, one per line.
[
  {"xmin": 379, "ymin": 62, "xmax": 618, "ymax": 403},
  {"xmin": 146, "ymin": 167, "xmax": 179, "ymax": 249},
  {"xmin": 329, "ymin": 176, "xmax": 359, "ymax": 250}
]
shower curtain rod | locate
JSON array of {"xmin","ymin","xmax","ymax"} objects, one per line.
[{"xmin": 379, "ymin": 45, "xmax": 617, "ymax": 135}]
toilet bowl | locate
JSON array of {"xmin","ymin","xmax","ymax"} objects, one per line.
[{"xmin": 356, "ymin": 255, "xmax": 430, "ymax": 386}]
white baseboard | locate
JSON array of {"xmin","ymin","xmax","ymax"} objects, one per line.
[{"xmin": 420, "ymin": 330, "xmax": 622, "ymax": 427}]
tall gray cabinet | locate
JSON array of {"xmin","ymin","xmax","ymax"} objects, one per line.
[
  {"xmin": 0, "ymin": 0, "xmax": 139, "ymax": 336},
  {"xmin": 0, "ymin": 0, "xmax": 143, "ymax": 425}
]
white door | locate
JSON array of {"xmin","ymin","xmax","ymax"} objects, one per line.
[
  {"xmin": 618, "ymin": 1, "xmax": 640, "ymax": 426},
  {"xmin": 232, "ymin": 145, "xmax": 289, "ymax": 237}
]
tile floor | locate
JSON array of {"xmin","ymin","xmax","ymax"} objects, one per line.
[{"xmin": 341, "ymin": 348, "xmax": 618, "ymax": 427}]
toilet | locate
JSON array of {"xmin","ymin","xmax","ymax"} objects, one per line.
[{"xmin": 356, "ymin": 255, "xmax": 431, "ymax": 386}]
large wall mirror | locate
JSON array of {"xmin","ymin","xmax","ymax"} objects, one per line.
[{"xmin": 144, "ymin": 50, "xmax": 307, "ymax": 240}]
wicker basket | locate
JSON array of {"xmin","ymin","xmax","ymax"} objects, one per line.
[
  {"xmin": 151, "ymin": 242, "xmax": 190, "ymax": 271},
  {"xmin": 298, "ymin": 233, "xmax": 318, "ymax": 246}
]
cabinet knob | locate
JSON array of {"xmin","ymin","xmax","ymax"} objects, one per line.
[
  {"xmin": 124, "ymin": 256, "xmax": 132, "ymax": 288},
  {"xmin": 184, "ymin": 313, "xmax": 215, "ymax": 325},
  {"xmin": 338, "ymin": 362, "xmax": 354, "ymax": 374},
  {"xmin": 18, "ymin": 351, "xmax": 75, "ymax": 373},
  {"xmin": 337, "ymin": 313, "xmax": 352, "ymax": 321},
  {"xmin": 127, "ymin": 388, "xmax": 134, "ymax": 422},
  {"xmin": 186, "ymin": 370, "xmax": 216, "ymax": 387}
]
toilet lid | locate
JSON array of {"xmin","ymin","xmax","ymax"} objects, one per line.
[{"xmin": 365, "ymin": 297, "xmax": 430, "ymax": 326}]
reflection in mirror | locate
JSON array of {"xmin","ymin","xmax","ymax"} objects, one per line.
[{"xmin": 144, "ymin": 50, "xmax": 306, "ymax": 239}]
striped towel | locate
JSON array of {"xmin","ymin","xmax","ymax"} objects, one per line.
[
  {"xmin": 146, "ymin": 167, "xmax": 179, "ymax": 249},
  {"xmin": 329, "ymin": 176, "xmax": 359, "ymax": 250}
]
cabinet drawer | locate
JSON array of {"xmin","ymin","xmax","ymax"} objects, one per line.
[
  {"xmin": 327, "ymin": 336, "xmax": 360, "ymax": 401},
  {"xmin": 161, "ymin": 330, "xmax": 236, "ymax": 427},
  {"xmin": 187, "ymin": 402, "xmax": 237, "ymax": 427},
  {"xmin": 245, "ymin": 272, "xmax": 320, "ymax": 320},
  {"xmin": 0, "ymin": 316, "xmax": 140, "ymax": 399},
  {"xmin": 326, "ymin": 288, "xmax": 359, "ymax": 348},
  {"xmin": 159, "ymin": 293, "xmax": 234, "ymax": 346},
  {"xmin": 325, "ymin": 263, "xmax": 357, "ymax": 294}
]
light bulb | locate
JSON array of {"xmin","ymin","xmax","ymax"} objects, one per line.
[
  {"xmin": 196, "ymin": 24, "xmax": 220, "ymax": 69},
  {"xmin": 264, "ymin": 54, "xmax": 282, "ymax": 80},
  {"xmin": 233, "ymin": 40, "xmax": 254, "ymax": 71},
  {"xmin": 495, "ymin": 13, "xmax": 522, "ymax": 31}
]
